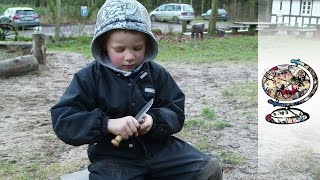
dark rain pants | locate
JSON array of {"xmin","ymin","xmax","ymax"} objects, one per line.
[{"xmin": 88, "ymin": 137, "xmax": 223, "ymax": 180}]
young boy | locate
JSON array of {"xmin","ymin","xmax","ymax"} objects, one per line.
[{"xmin": 51, "ymin": 0, "xmax": 223, "ymax": 179}]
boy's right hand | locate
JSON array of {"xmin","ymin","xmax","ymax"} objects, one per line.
[{"xmin": 107, "ymin": 116, "xmax": 140, "ymax": 140}]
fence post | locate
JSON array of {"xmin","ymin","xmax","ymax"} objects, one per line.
[
  {"xmin": 182, "ymin": 20, "xmax": 187, "ymax": 33},
  {"xmin": 32, "ymin": 33, "xmax": 46, "ymax": 65}
]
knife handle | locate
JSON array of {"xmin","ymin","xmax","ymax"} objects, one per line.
[
  {"xmin": 111, "ymin": 135, "xmax": 123, "ymax": 147},
  {"xmin": 111, "ymin": 114, "xmax": 148, "ymax": 147}
]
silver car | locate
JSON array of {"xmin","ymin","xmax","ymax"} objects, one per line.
[
  {"xmin": 0, "ymin": 7, "xmax": 40, "ymax": 29},
  {"xmin": 150, "ymin": 3, "xmax": 194, "ymax": 24}
]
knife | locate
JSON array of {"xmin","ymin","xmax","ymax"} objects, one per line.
[
  {"xmin": 111, "ymin": 98, "xmax": 154, "ymax": 147},
  {"xmin": 134, "ymin": 98, "xmax": 154, "ymax": 123}
]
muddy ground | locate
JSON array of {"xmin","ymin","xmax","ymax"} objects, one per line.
[{"xmin": 0, "ymin": 48, "xmax": 258, "ymax": 179}]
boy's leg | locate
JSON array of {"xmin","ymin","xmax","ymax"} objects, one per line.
[
  {"xmin": 147, "ymin": 137, "xmax": 222, "ymax": 180},
  {"xmin": 88, "ymin": 157, "xmax": 146, "ymax": 180}
]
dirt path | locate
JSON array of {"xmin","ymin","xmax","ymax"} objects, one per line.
[{"xmin": 0, "ymin": 51, "xmax": 258, "ymax": 179}]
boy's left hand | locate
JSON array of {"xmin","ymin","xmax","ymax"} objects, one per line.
[{"xmin": 138, "ymin": 114, "xmax": 153, "ymax": 135}]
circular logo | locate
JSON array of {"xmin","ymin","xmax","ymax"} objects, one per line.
[{"xmin": 262, "ymin": 59, "xmax": 318, "ymax": 124}]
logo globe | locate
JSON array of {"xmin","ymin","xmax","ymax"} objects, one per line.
[{"xmin": 262, "ymin": 59, "xmax": 318, "ymax": 124}]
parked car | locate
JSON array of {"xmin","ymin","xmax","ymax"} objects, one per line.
[
  {"xmin": 201, "ymin": 8, "xmax": 228, "ymax": 21},
  {"xmin": 0, "ymin": 7, "xmax": 40, "ymax": 29},
  {"xmin": 150, "ymin": 3, "xmax": 195, "ymax": 24}
]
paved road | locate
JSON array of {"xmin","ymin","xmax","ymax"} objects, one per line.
[{"xmin": 17, "ymin": 21, "xmax": 231, "ymax": 38}]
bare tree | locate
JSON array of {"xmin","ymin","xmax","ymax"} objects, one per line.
[{"xmin": 208, "ymin": 0, "xmax": 218, "ymax": 35}]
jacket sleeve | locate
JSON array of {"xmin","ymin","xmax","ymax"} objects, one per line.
[
  {"xmin": 146, "ymin": 64, "xmax": 185, "ymax": 140},
  {"xmin": 50, "ymin": 70, "xmax": 108, "ymax": 146}
]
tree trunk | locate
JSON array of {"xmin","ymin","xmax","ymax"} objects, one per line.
[
  {"xmin": 0, "ymin": 55, "xmax": 39, "ymax": 78},
  {"xmin": 201, "ymin": 0, "xmax": 204, "ymax": 15},
  {"xmin": 35, "ymin": 0, "xmax": 40, "ymax": 7},
  {"xmin": 208, "ymin": 0, "xmax": 218, "ymax": 35},
  {"xmin": 55, "ymin": 0, "xmax": 61, "ymax": 42},
  {"xmin": 233, "ymin": 0, "xmax": 237, "ymax": 20}
]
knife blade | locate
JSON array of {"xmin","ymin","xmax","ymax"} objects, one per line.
[{"xmin": 134, "ymin": 98, "xmax": 154, "ymax": 123}]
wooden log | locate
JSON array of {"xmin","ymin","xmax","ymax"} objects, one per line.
[
  {"xmin": 0, "ymin": 41, "xmax": 33, "ymax": 50},
  {"xmin": 32, "ymin": 33, "xmax": 46, "ymax": 65},
  {"xmin": 0, "ymin": 55, "xmax": 39, "ymax": 78}
]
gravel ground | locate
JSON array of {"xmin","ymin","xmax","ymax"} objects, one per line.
[{"xmin": 0, "ymin": 49, "xmax": 258, "ymax": 179}]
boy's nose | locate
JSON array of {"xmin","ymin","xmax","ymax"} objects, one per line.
[{"xmin": 124, "ymin": 51, "xmax": 135, "ymax": 61}]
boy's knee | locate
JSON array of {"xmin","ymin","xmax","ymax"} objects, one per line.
[
  {"xmin": 195, "ymin": 156, "xmax": 223, "ymax": 180},
  {"xmin": 207, "ymin": 157, "xmax": 223, "ymax": 180}
]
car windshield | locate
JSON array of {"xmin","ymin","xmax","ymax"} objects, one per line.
[
  {"xmin": 183, "ymin": 5, "xmax": 193, "ymax": 12},
  {"xmin": 16, "ymin": 10, "xmax": 34, "ymax": 15},
  {"xmin": 218, "ymin": 9, "xmax": 227, "ymax": 15}
]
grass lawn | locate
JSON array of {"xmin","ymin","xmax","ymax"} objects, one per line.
[{"xmin": 46, "ymin": 34, "xmax": 258, "ymax": 64}]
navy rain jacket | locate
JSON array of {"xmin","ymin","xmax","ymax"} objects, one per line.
[{"xmin": 51, "ymin": 60, "xmax": 185, "ymax": 160}]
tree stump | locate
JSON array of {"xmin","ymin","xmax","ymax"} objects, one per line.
[
  {"xmin": 191, "ymin": 23, "xmax": 205, "ymax": 40},
  {"xmin": 32, "ymin": 33, "xmax": 46, "ymax": 65},
  {"xmin": 0, "ymin": 55, "xmax": 39, "ymax": 78}
]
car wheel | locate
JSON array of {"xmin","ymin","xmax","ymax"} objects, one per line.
[
  {"xmin": 173, "ymin": 16, "xmax": 179, "ymax": 24},
  {"xmin": 151, "ymin": 15, "xmax": 156, "ymax": 22}
]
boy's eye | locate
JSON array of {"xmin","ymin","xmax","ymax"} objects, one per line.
[
  {"xmin": 134, "ymin": 46, "xmax": 143, "ymax": 51},
  {"xmin": 114, "ymin": 48, "xmax": 124, "ymax": 52}
]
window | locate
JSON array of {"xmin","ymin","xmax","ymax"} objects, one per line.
[
  {"xmin": 158, "ymin": 5, "xmax": 166, "ymax": 11},
  {"xmin": 301, "ymin": 0, "xmax": 312, "ymax": 15},
  {"xmin": 174, "ymin": 5, "xmax": 181, "ymax": 11},
  {"xmin": 16, "ymin": 10, "xmax": 34, "ymax": 15},
  {"xmin": 183, "ymin": 5, "xmax": 193, "ymax": 12},
  {"xmin": 166, "ymin": 5, "xmax": 174, "ymax": 11}
]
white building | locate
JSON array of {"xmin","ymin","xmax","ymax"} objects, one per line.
[{"xmin": 271, "ymin": 0, "xmax": 320, "ymax": 27}]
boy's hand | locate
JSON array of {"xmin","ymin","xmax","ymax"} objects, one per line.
[
  {"xmin": 108, "ymin": 116, "xmax": 140, "ymax": 140},
  {"xmin": 138, "ymin": 114, "xmax": 153, "ymax": 135}
]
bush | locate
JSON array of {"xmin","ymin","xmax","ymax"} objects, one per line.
[{"xmin": 152, "ymin": 29, "xmax": 162, "ymax": 35}]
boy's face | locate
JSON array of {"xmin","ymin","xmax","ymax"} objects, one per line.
[{"xmin": 105, "ymin": 30, "xmax": 147, "ymax": 72}]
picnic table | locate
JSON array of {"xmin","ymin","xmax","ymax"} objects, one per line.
[
  {"xmin": 234, "ymin": 22, "xmax": 283, "ymax": 33},
  {"xmin": 308, "ymin": 23, "xmax": 320, "ymax": 37},
  {"xmin": 226, "ymin": 24, "xmax": 247, "ymax": 34}
]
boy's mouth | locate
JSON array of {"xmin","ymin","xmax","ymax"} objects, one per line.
[{"xmin": 121, "ymin": 64, "xmax": 136, "ymax": 71}]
